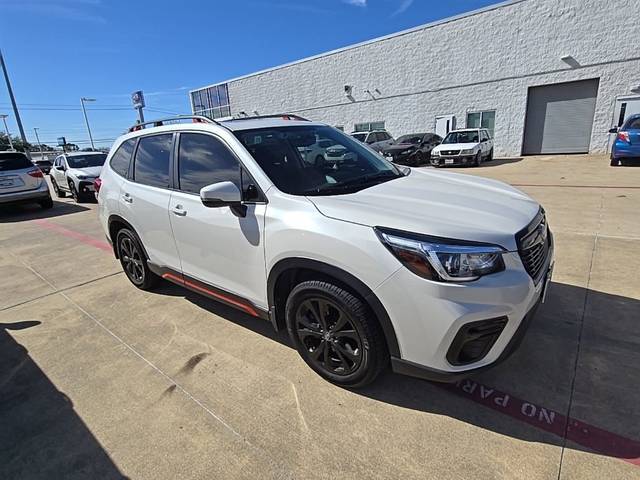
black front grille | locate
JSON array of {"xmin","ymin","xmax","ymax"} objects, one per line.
[
  {"xmin": 440, "ymin": 150, "xmax": 461, "ymax": 156},
  {"xmin": 517, "ymin": 210, "xmax": 551, "ymax": 283}
]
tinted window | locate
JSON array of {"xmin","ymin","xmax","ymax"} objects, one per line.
[
  {"xmin": 110, "ymin": 139, "xmax": 136, "ymax": 178},
  {"xmin": 178, "ymin": 133, "xmax": 240, "ymax": 194},
  {"xmin": 67, "ymin": 154, "xmax": 107, "ymax": 168},
  {"xmin": 625, "ymin": 117, "xmax": 640, "ymax": 130},
  {"xmin": 134, "ymin": 134, "xmax": 172, "ymax": 188},
  {"xmin": 0, "ymin": 152, "xmax": 32, "ymax": 171}
]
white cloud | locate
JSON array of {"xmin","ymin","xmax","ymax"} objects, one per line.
[
  {"xmin": 392, "ymin": 0, "xmax": 414, "ymax": 16},
  {"xmin": 343, "ymin": 0, "xmax": 367, "ymax": 7}
]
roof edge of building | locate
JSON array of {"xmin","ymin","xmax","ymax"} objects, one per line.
[{"xmin": 190, "ymin": 0, "xmax": 527, "ymax": 95}]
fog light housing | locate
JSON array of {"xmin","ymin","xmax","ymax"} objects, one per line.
[{"xmin": 446, "ymin": 317, "xmax": 508, "ymax": 365}]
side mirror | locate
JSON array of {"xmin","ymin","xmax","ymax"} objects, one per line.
[
  {"xmin": 55, "ymin": 165, "xmax": 65, "ymax": 171},
  {"xmin": 608, "ymin": 127, "xmax": 618, "ymax": 134},
  {"xmin": 200, "ymin": 181, "xmax": 242, "ymax": 208}
]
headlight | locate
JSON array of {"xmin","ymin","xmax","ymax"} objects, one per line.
[
  {"xmin": 460, "ymin": 148, "xmax": 477, "ymax": 155},
  {"xmin": 376, "ymin": 228, "xmax": 505, "ymax": 282},
  {"xmin": 431, "ymin": 150, "xmax": 440, "ymax": 156},
  {"xmin": 76, "ymin": 174, "xmax": 88, "ymax": 180}
]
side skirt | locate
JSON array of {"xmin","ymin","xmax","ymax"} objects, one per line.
[{"xmin": 148, "ymin": 264, "xmax": 269, "ymax": 321}]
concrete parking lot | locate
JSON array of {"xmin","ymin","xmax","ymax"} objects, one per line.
[{"xmin": 1, "ymin": 154, "xmax": 639, "ymax": 479}]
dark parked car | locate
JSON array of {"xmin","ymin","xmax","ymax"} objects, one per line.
[
  {"xmin": 380, "ymin": 133, "xmax": 442, "ymax": 166},
  {"xmin": 33, "ymin": 158, "xmax": 52, "ymax": 174},
  {"xmin": 609, "ymin": 114, "xmax": 640, "ymax": 166}
]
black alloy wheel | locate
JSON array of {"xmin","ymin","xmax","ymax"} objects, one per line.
[
  {"xmin": 286, "ymin": 281, "xmax": 388, "ymax": 387},
  {"xmin": 413, "ymin": 151, "xmax": 424, "ymax": 166},
  {"xmin": 116, "ymin": 228, "xmax": 160, "ymax": 290},
  {"xmin": 295, "ymin": 297, "xmax": 363, "ymax": 376}
]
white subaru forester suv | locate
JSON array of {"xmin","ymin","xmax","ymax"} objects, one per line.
[{"xmin": 97, "ymin": 115, "xmax": 553, "ymax": 387}]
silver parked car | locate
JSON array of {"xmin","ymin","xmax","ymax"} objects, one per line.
[{"xmin": 0, "ymin": 151, "xmax": 53, "ymax": 209}]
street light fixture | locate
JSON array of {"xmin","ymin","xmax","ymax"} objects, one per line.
[
  {"xmin": 80, "ymin": 97, "xmax": 96, "ymax": 150},
  {"xmin": 0, "ymin": 114, "xmax": 14, "ymax": 150}
]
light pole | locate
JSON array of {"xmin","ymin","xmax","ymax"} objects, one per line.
[
  {"xmin": 80, "ymin": 97, "xmax": 96, "ymax": 150},
  {"xmin": 33, "ymin": 127, "xmax": 43, "ymax": 159},
  {"xmin": 0, "ymin": 49, "xmax": 30, "ymax": 159},
  {"xmin": 0, "ymin": 114, "xmax": 14, "ymax": 150}
]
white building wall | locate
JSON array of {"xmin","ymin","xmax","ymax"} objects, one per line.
[{"xmin": 200, "ymin": 0, "xmax": 640, "ymax": 157}]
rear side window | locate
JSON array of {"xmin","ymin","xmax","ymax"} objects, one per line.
[
  {"xmin": 178, "ymin": 133, "xmax": 240, "ymax": 194},
  {"xmin": 110, "ymin": 139, "xmax": 136, "ymax": 178},
  {"xmin": 625, "ymin": 117, "xmax": 640, "ymax": 130},
  {"xmin": 133, "ymin": 134, "xmax": 173, "ymax": 189},
  {"xmin": 0, "ymin": 152, "xmax": 32, "ymax": 171}
]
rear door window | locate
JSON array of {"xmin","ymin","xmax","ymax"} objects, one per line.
[
  {"xmin": 0, "ymin": 152, "xmax": 32, "ymax": 171},
  {"xmin": 625, "ymin": 117, "xmax": 640, "ymax": 130},
  {"xmin": 133, "ymin": 134, "xmax": 173, "ymax": 188},
  {"xmin": 178, "ymin": 133, "xmax": 240, "ymax": 194},
  {"xmin": 110, "ymin": 139, "xmax": 136, "ymax": 178}
]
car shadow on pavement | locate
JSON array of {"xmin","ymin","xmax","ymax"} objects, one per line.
[
  {"xmin": 156, "ymin": 280, "xmax": 640, "ymax": 466},
  {"xmin": 481, "ymin": 157, "xmax": 524, "ymax": 167},
  {"xmin": 0, "ymin": 321, "xmax": 129, "ymax": 480},
  {"xmin": 0, "ymin": 200, "xmax": 90, "ymax": 223}
]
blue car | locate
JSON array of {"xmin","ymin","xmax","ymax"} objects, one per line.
[{"xmin": 610, "ymin": 114, "xmax": 640, "ymax": 166}]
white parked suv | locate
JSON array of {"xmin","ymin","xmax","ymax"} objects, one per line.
[
  {"xmin": 97, "ymin": 115, "xmax": 553, "ymax": 387},
  {"xmin": 50, "ymin": 152, "xmax": 107, "ymax": 202},
  {"xmin": 431, "ymin": 128, "xmax": 494, "ymax": 167}
]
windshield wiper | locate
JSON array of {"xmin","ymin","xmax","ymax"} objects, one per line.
[{"xmin": 303, "ymin": 171, "xmax": 401, "ymax": 196}]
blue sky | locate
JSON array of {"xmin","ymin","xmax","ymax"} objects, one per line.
[{"xmin": 0, "ymin": 0, "xmax": 500, "ymax": 148}]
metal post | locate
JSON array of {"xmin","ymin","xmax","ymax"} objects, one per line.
[
  {"xmin": 0, "ymin": 114, "xmax": 14, "ymax": 150},
  {"xmin": 80, "ymin": 97, "xmax": 96, "ymax": 150},
  {"xmin": 0, "ymin": 49, "xmax": 31, "ymax": 159},
  {"xmin": 136, "ymin": 106, "xmax": 145, "ymax": 123},
  {"xmin": 33, "ymin": 127, "xmax": 43, "ymax": 160}
]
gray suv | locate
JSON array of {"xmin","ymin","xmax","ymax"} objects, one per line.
[{"xmin": 0, "ymin": 151, "xmax": 53, "ymax": 209}]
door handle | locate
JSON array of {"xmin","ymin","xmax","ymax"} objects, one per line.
[
  {"xmin": 122, "ymin": 193, "xmax": 133, "ymax": 204},
  {"xmin": 172, "ymin": 205, "xmax": 187, "ymax": 216}
]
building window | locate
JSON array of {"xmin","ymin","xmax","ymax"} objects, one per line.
[
  {"xmin": 467, "ymin": 110, "xmax": 495, "ymax": 137},
  {"xmin": 354, "ymin": 121, "xmax": 385, "ymax": 132},
  {"xmin": 191, "ymin": 83, "xmax": 231, "ymax": 119}
]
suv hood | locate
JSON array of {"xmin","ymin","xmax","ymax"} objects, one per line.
[
  {"xmin": 68, "ymin": 166, "xmax": 102, "ymax": 178},
  {"xmin": 433, "ymin": 143, "xmax": 478, "ymax": 152},
  {"xmin": 306, "ymin": 169, "xmax": 539, "ymax": 251}
]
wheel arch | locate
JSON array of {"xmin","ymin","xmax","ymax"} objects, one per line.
[
  {"xmin": 267, "ymin": 258, "xmax": 400, "ymax": 357},
  {"xmin": 107, "ymin": 215, "xmax": 149, "ymax": 261}
]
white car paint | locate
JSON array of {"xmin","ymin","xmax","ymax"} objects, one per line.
[
  {"xmin": 431, "ymin": 128, "xmax": 494, "ymax": 165},
  {"xmin": 51, "ymin": 152, "xmax": 107, "ymax": 198},
  {"xmin": 98, "ymin": 117, "xmax": 552, "ymax": 384}
]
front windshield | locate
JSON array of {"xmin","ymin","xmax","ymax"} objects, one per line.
[
  {"xmin": 442, "ymin": 131, "xmax": 480, "ymax": 144},
  {"xmin": 67, "ymin": 154, "xmax": 107, "ymax": 168},
  {"xmin": 236, "ymin": 125, "xmax": 404, "ymax": 196},
  {"xmin": 396, "ymin": 134, "xmax": 424, "ymax": 144},
  {"xmin": 351, "ymin": 133, "xmax": 367, "ymax": 142}
]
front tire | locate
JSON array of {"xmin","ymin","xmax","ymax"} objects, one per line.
[
  {"xmin": 413, "ymin": 152, "xmax": 424, "ymax": 166},
  {"xmin": 472, "ymin": 152, "xmax": 482, "ymax": 167},
  {"xmin": 116, "ymin": 228, "xmax": 160, "ymax": 290},
  {"xmin": 51, "ymin": 178, "xmax": 66, "ymax": 198},
  {"xmin": 286, "ymin": 281, "xmax": 388, "ymax": 387},
  {"xmin": 68, "ymin": 180, "xmax": 81, "ymax": 202}
]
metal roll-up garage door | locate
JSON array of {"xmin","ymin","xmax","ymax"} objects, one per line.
[{"xmin": 522, "ymin": 79, "xmax": 599, "ymax": 154}]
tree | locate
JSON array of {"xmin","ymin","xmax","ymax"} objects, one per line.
[{"xmin": 0, "ymin": 132, "xmax": 31, "ymax": 152}]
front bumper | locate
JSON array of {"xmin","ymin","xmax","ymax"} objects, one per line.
[
  {"xmin": 431, "ymin": 155, "xmax": 475, "ymax": 166},
  {"xmin": 375, "ymin": 239, "xmax": 554, "ymax": 381},
  {"xmin": 78, "ymin": 180, "xmax": 95, "ymax": 194},
  {"xmin": 0, "ymin": 182, "xmax": 50, "ymax": 205}
]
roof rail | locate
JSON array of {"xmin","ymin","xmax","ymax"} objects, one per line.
[
  {"xmin": 229, "ymin": 113, "xmax": 310, "ymax": 122},
  {"xmin": 127, "ymin": 115, "xmax": 218, "ymax": 133}
]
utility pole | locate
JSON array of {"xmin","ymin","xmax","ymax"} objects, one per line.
[
  {"xmin": 0, "ymin": 114, "xmax": 14, "ymax": 150},
  {"xmin": 80, "ymin": 97, "xmax": 96, "ymax": 150},
  {"xmin": 0, "ymin": 49, "xmax": 31, "ymax": 159},
  {"xmin": 33, "ymin": 127, "xmax": 43, "ymax": 159}
]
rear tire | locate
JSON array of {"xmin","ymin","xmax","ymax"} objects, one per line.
[
  {"xmin": 285, "ymin": 280, "xmax": 388, "ymax": 388},
  {"xmin": 38, "ymin": 197, "xmax": 54, "ymax": 209},
  {"xmin": 610, "ymin": 157, "xmax": 621, "ymax": 166},
  {"xmin": 116, "ymin": 228, "xmax": 161, "ymax": 290},
  {"xmin": 51, "ymin": 178, "xmax": 66, "ymax": 198},
  {"xmin": 487, "ymin": 148, "xmax": 494, "ymax": 161}
]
